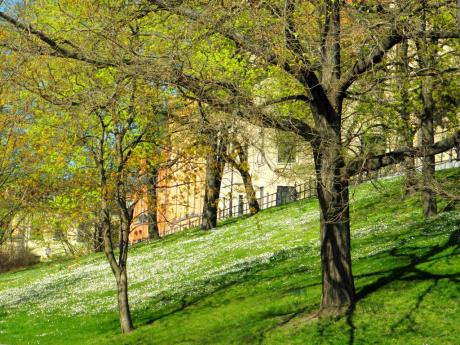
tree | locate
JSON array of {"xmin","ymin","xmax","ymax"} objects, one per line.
[
  {"xmin": 222, "ymin": 138, "xmax": 260, "ymax": 215},
  {"xmin": 147, "ymin": 0, "xmax": 460, "ymax": 313},
  {"xmin": 66, "ymin": 74, "xmax": 154, "ymax": 333},
  {"xmin": 416, "ymin": 0, "xmax": 439, "ymax": 217},
  {"xmin": 0, "ymin": 111, "xmax": 24, "ymax": 246},
  {"xmin": 1, "ymin": 0, "xmax": 459, "ymax": 317},
  {"xmin": 201, "ymin": 127, "xmax": 226, "ymax": 230}
]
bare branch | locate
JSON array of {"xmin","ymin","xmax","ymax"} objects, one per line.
[
  {"xmin": 339, "ymin": 30, "xmax": 402, "ymax": 95},
  {"xmin": 0, "ymin": 11, "xmax": 115, "ymax": 67},
  {"xmin": 259, "ymin": 94, "xmax": 311, "ymax": 106},
  {"xmin": 345, "ymin": 130, "xmax": 460, "ymax": 177}
]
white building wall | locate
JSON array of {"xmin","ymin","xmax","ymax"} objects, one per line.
[{"xmin": 219, "ymin": 127, "xmax": 314, "ymax": 214}]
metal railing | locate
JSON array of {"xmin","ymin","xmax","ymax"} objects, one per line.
[
  {"xmin": 133, "ymin": 148, "xmax": 460, "ymax": 238},
  {"xmin": 216, "ymin": 180, "xmax": 317, "ymax": 221}
]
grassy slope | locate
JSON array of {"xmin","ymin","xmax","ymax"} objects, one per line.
[{"xmin": 0, "ymin": 169, "xmax": 459, "ymax": 345}]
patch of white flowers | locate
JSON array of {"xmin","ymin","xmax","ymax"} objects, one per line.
[{"xmin": 0, "ymin": 206, "xmax": 319, "ymax": 317}]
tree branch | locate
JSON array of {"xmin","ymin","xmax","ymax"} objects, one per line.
[
  {"xmin": 345, "ymin": 130, "xmax": 460, "ymax": 177},
  {"xmin": 175, "ymin": 72, "xmax": 318, "ymax": 142},
  {"xmin": 339, "ymin": 30, "xmax": 402, "ymax": 95},
  {"xmin": 259, "ymin": 94, "xmax": 311, "ymax": 107},
  {"xmin": 339, "ymin": 28, "xmax": 459, "ymax": 95},
  {"xmin": 0, "ymin": 11, "xmax": 115, "ymax": 67}
]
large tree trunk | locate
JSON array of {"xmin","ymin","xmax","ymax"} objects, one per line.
[
  {"xmin": 314, "ymin": 0, "xmax": 356, "ymax": 313},
  {"xmin": 419, "ymin": 77, "xmax": 437, "ymax": 217},
  {"xmin": 314, "ymin": 144, "xmax": 356, "ymax": 313},
  {"xmin": 147, "ymin": 164, "xmax": 160, "ymax": 240},
  {"xmin": 315, "ymin": 0, "xmax": 355, "ymax": 309},
  {"xmin": 201, "ymin": 136, "xmax": 225, "ymax": 230},
  {"xmin": 417, "ymin": 0, "xmax": 437, "ymax": 218}
]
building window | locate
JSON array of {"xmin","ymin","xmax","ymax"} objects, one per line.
[
  {"xmin": 138, "ymin": 213, "xmax": 149, "ymax": 224},
  {"xmin": 277, "ymin": 141, "xmax": 296, "ymax": 163},
  {"xmin": 259, "ymin": 186, "xmax": 264, "ymax": 200},
  {"xmin": 256, "ymin": 152, "xmax": 265, "ymax": 166},
  {"xmin": 126, "ymin": 199, "xmax": 134, "ymax": 209},
  {"xmin": 238, "ymin": 194, "xmax": 244, "ymax": 216},
  {"xmin": 276, "ymin": 186, "xmax": 297, "ymax": 206}
]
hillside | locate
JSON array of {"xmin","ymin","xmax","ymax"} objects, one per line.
[{"xmin": 0, "ymin": 169, "xmax": 459, "ymax": 345}]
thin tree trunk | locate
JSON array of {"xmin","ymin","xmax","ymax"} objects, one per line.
[
  {"xmin": 100, "ymin": 198, "xmax": 134, "ymax": 333},
  {"xmin": 98, "ymin": 157, "xmax": 134, "ymax": 333},
  {"xmin": 232, "ymin": 142, "xmax": 260, "ymax": 215},
  {"xmin": 147, "ymin": 164, "xmax": 160, "ymax": 239},
  {"xmin": 114, "ymin": 170, "xmax": 135, "ymax": 333},
  {"xmin": 398, "ymin": 38, "xmax": 417, "ymax": 194},
  {"xmin": 89, "ymin": 80, "xmax": 139, "ymax": 334},
  {"xmin": 239, "ymin": 169, "xmax": 260, "ymax": 215},
  {"xmin": 93, "ymin": 212, "xmax": 103, "ymax": 252},
  {"xmin": 116, "ymin": 267, "xmax": 134, "ymax": 333},
  {"xmin": 201, "ymin": 130, "xmax": 226, "ymax": 230}
]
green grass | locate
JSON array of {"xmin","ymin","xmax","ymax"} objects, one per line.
[{"xmin": 1, "ymin": 169, "xmax": 459, "ymax": 345}]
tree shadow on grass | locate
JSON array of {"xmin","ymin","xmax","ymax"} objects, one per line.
[
  {"xmin": 258, "ymin": 213, "xmax": 459, "ymax": 344},
  {"xmin": 346, "ymin": 219, "xmax": 460, "ymax": 345},
  {"xmin": 134, "ymin": 244, "xmax": 320, "ymax": 328},
  {"xmin": 131, "ymin": 213, "xmax": 459, "ymax": 345}
]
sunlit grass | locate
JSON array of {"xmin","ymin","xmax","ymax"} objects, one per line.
[{"xmin": 0, "ymin": 168, "xmax": 459, "ymax": 345}]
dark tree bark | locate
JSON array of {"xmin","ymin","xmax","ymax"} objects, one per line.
[
  {"xmin": 114, "ymin": 208, "xmax": 135, "ymax": 333},
  {"xmin": 312, "ymin": 111, "xmax": 356, "ymax": 312},
  {"xmin": 201, "ymin": 132, "xmax": 226, "ymax": 230},
  {"xmin": 315, "ymin": 151, "xmax": 355, "ymax": 311},
  {"xmin": 146, "ymin": 163, "xmax": 160, "ymax": 239},
  {"xmin": 238, "ymin": 168, "xmax": 260, "ymax": 215},
  {"xmin": 237, "ymin": 144, "xmax": 260, "ymax": 215},
  {"xmin": 416, "ymin": 0, "xmax": 438, "ymax": 218},
  {"xmin": 225, "ymin": 140, "xmax": 260, "ymax": 215},
  {"xmin": 419, "ymin": 76, "xmax": 437, "ymax": 217},
  {"xmin": 312, "ymin": 1, "xmax": 355, "ymax": 312},
  {"xmin": 100, "ymin": 177, "xmax": 134, "ymax": 334},
  {"xmin": 92, "ymin": 222, "xmax": 103, "ymax": 252},
  {"xmin": 116, "ymin": 267, "xmax": 133, "ymax": 332}
]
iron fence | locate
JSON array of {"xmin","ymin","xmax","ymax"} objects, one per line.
[
  {"xmin": 133, "ymin": 148, "xmax": 460, "ymax": 238},
  {"xmin": 217, "ymin": 179, "xmax": 317, "ymax": 221}
]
